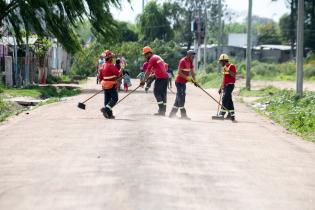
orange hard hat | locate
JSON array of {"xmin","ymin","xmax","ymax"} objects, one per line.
[
  {"xmin": 143, "ymin": 46, "xmax": 152, "ymax": 55},
  {"xmin": 104, "ymin": 50, "xmax": 115, "ymax": 59}
]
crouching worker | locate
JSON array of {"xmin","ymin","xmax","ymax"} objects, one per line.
[{"xmin": 99, "ymin": 50, "xmax": 122, "ymax": 119}]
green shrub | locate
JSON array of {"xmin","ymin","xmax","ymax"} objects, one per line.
[
  {"xmin": 304, "ymin": 64, "xmax": 315, "ymax": 77},
  {"xmin": 251, "ymin": 63, "xmax": 277, "ymax": 77},
  {"xmin": 278, "ymin": 62, "xmax": 295, "ymax": 75}
]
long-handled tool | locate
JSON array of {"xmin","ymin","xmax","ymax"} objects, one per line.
[
  {"xmin": 168, "ymin": 86, "xmax": 176, "ymax": 94},
  {"xmin": 114, "ymin": 85, "xmax": 142, "ymax": 107},
  {"xmin": 78, "ymin": 89, "xmax": 103, "ymax": 110},
  {"xmin": 211, "ymin": 92, "xmax": 224, "ymax": 120},
  {"xmin": 192, "ymin": 81, "xmax": 228, "ymax": 112}
]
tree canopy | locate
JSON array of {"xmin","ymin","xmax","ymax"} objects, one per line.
[{"xmin": 0, "ymin": 0, "xmax": 127, "ymax": 53}]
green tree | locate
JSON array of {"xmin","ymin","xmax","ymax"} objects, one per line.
[
  {"xmin": 279, "ymin": 14, "xmax": 291, "ymax": 44},
  {"xmin": 117, "ymin": 22, "xmax": 138, "ymax": 42},
  {"xmin": 137, "ymin": 1, "xmax": 173, "ymax": 42},
  {"xmin": 0, "ymin": 0, "xmax": 126, "ymax": 53},
  {"xmin": 257, "ymin": 22, "xmax": 282, "ymax": 44}
]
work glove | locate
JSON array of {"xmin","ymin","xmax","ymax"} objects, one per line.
[
  {"xmin": 193, "ymin": 80, "xmax": 199, "ymax": 87},
  {"xmin": 140, "ymin": 80, "xmax": 145, "ymax": 87},
  {"xmin": 186, "ymin": 76, "xmax": 193, "ymax": 82}
]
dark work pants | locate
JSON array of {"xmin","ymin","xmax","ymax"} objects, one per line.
[
  {"xmin": 146, "ymin": 76, "xmax": 156, "ymax": 89},
  {"xmin": 104, "ymin": 87, "xmax": 118, "ymax": 109},
  {"xmin": 154, "ymin": 78, "xmax": 168, "ymax": 113},
  {"xmin": 173, "ymin": 82, "xmax": 186, "ymax": 108},
  {"xmin": 220, "ymin": 84, "xmax": 235, "ymax": 116}
]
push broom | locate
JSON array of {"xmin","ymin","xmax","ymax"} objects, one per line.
[
  {"xmin": 77, "ymin": 89, "xmax": 103, "ymax": 110},
  {"xmin": 191, "ymin": 80, "xmax": 228, "ymax": 120}
]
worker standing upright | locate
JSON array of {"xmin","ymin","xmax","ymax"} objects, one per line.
[
  {"xmin": 141, "ymin": 46, "xmax": 168, "ymax": 116},
  {"xmin": 98, "ymin": 50, "xmax": 122, "ymax": 119},
  {"xmin": 218, "ymin": 53, "xmax": 236, "ymax": 121},
  {"xmin": 169, "ymin": 50, "xmax": 196, "ymax": 120}
]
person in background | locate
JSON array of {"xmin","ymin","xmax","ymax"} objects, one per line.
[
  {"xmin": 123, "ymin": 70, "xmax": 131, "ymax": 92},
  {"xmin": 96, "ymin": 53, "xmax": 105, "ymax": 84},
  {"xmin": 166, "ymin": 63, "xmax": 174, "ymax": 89}
]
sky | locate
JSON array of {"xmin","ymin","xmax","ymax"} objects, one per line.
[{"xmin": 112, "ymin": 0, "xmax": 290, "ymax": 23}]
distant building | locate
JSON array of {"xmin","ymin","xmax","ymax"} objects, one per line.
[{"xmin": 228, "ymin": 33, "xmax": 257, "ymax": 47}]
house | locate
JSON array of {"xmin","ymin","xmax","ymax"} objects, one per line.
[{"xmin": 0, "ymin": 36, "xmax": 71, "ymax": 86}]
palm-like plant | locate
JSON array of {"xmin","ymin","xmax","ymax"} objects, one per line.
[{"xmin": 0, "ymin": 0, "xmax": 126, "ymax": 53}]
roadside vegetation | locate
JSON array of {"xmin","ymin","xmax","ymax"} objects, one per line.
[
  {"xmin": 239, "ymin": 86, "xmax": 315, "ymax": 142},
  {"xmin": 197, "ymin": 52, "xmax": 315, "ymax": 88},
  {"xmin": 0, "ymin": 84, "xmax": 80, "ymax": 122}
]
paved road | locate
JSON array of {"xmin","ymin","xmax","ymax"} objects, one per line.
[{"xmin": 0, "ymin": 79, "xmax": 315, "ymax": 210}]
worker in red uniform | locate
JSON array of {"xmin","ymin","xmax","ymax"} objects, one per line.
[
  {"xmin": 141, "ymin": 46, "xmax": 169, "ymax": 116},
  {"xmin": 218, "ymin": 53, "xmax": 236, "ymax": 121},
  {"xmin": 98, "ymin": 50, "xmax": 121, "ymax": 119},
  {"xmin": 169, "ymin": 50, "xmax": 196, "ymax": 120}
]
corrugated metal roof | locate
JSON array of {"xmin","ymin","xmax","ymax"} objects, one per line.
[{"xmin": 0, "ymin": 36, "xmax": 38, "ymax": 45}]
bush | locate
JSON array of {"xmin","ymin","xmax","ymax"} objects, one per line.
[
  {"xmin": 304, "ymin": 64, "xmax": 315, "ymax": 78},
  {"xmin": 305, "ymin": 51, "xmax": 315, "ymax": 64},
  {"xmin": 39, "ymin": 86, "xmax": 80, "ymax": 99},
  {"xmin": 251, "ymin": 63, "xmax": 277, "ymax": 77}
]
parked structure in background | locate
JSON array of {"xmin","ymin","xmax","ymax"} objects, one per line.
[
  {"xmin": 196, "ymin": 44, "xmax": 297, "ymax": 65},
  {"xmin": 0, "ymin": 36, "xmax": 71, "ymax": 87}
]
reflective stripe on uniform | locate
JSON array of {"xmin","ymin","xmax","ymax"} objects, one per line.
[
  {"xmin": 106, "ymin": 105, "xmax": 112, "ymax": 110},
  {"xmin": 103, "ymin": 75, "xmax": 117, "ymax": 80},
  {"xmin": 163, "ymin": 103, "xmax": 167, "ymax": 106},
  {"xmin": 157, "ymin": 59, "xmax": 164, "ymax": 63},
  {"xmin": 181, "ymin": 68, "xmax": 192, "ymax": 72},
  {"xmin": 220, "ymin": 109, "xmax": 227, "ymax": 113},
  {"xmin": 173, "ymin": 106, "xmax": 179, "ymax": 109},
  {"xmin": 157, "ymin": 101, "xmax": 164, "ymax": 105},
  {"xmin": 179, "ymin": 106, "xmax": 185, "ymax": 110}
]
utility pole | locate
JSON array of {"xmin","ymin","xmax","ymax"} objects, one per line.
[
  {"xmin": 203, "ymin": 5, "xmax": 207, "ymax": 71},
  {"xmin": 142, "ymin": 0, "xmax": 145, "ymax": 12},
  {"xmin": 296, "ymin": 0, "xmax": 304, "ymax": 97},
  {"xmin": 246, "ymin": 0, "xmax": 252, "ymax": 90},
  {"xmin": 25, "ymin": 35, "xmax": 30, "ymax": 85},
  {"xmin": 217, "ymin": 0, "xmax": 222, "ymax": 72}
]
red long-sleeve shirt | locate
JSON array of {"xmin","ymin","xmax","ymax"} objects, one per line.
[
  {"xmin": 98, "ymin": 61, "xmax": 120, "ymax": 81},
  {"xmin": 147, "ymin": 55, "xmax": 168, "ymax": 79}
]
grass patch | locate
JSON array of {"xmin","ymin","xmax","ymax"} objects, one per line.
[
  {"xmin": 242, "ymin": 88, "xmax": 315, "ymax": 142},
  {"xmin": 2, "ymin": 85, "xmax": 81, "ymax": 99},
  {"xmin": 0, "ymin": 97, "xmax": 25, "ymax": 122},
  {"xmin": 0, "ymin": 85, "xmax": 81, "ymax": 122},
  {"xmin": 238, "ymin": 86, "xmax": 281, "ymax": 97},
  {"xmin": 196, "ymin": 72, "xmax": 222, "ymax": 88}
]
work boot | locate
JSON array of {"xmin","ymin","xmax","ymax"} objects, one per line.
[
  {"xmin": 154, "ymin": 104, "xmax": 165, "ymax": 116},
  {"xmin": 101, "ymin": 107, "xmax": 109, "ymax": 118},
  {"xmin": 104, "ymin": 107, "xmax": 115, "ymax": 119},
  {"xmin": 145, "ymin": 87, "xmax": 149, "ymax": 93},
  {"xmin": 180, "ymin": 108, "xmax": 191, "ymax": 120},
  {"xmin": 225, "ymin": 113, "xmax": 231, "ymax": 119},
  {"xmin": 169, "ymin": 107, "xmax": 178, "ymax": 118}
]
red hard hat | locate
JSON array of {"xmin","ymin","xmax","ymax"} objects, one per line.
[
  {"xmin": 143, "ymin": 46, "xmax": 152, "ymax": 55},
  {"xmin": 103, "ymin": 50, "xmax": 115, "ymax": 59}
]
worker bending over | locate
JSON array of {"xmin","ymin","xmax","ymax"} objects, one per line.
[
  {"xmin": 141, "ymin": 46, "xmax": 169, "ymax": 116},
  {"xmin": 169, "ymin": 50, "xmax": 196, "ymax": 120}
]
